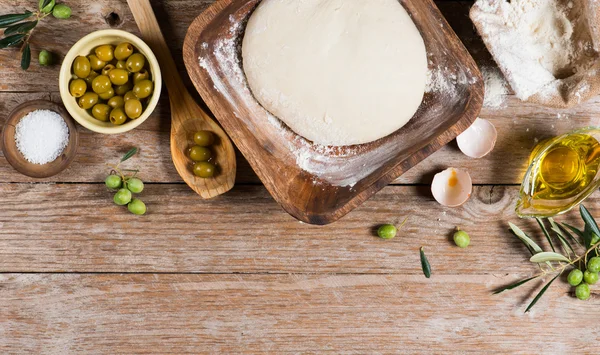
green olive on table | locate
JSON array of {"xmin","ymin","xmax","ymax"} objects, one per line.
[
  {"xmin": 114, "ymin": 42, "xmax": 134, "ymax": 61},
  {"xmin": 108, "ymin": 96, "xmax": 125, "ymax": 109},
  {"xmin": 126, "ymin": 178, "xmax": 144, "ymax": 193},
  {"xmin": 584, "ymin": 270, "xmax": 599, "ymax": 285},
  {"xmin": 95, "ymin": 45, "xmax": 115, "ymax": 62},
  {"xmin": 73, "ymin": 55, "xmax": 91, "ymax": 78},
  {"xmin": 576, "ymin": 283, "xmax": 591, "ymax": 300},
  {"xmin": 133, "ymin": 79, "xmax": 153, "ymax": 99},
  {"xmin": 124, "ymin": 99, "xmax": 143, "ymax": 119},
  {"xmin": 113, "ymin": 188, "xmax": 132, "ymax": 206},
  {"xmin": 78, "ymin": 92, "xmax": 99, "ymax": 110},
  {"xmin": 101, "ymin": 64, "xmax": 116, "ymax": 77},
  {"xmin": 38, "ymin": 50, "xmax": 53, "ymax": 66},
  {"xmin": 568, "ymin": 269, "xmax": 583, "ymax": 286},
  {"xmin": 132, "ymin": 69, "xmax": 150, "ymax": 84},
  {"xmin": 453, "ymin": 230, "xmax": 470, "ymax": 248},
  {"xmin": 126, "ymin": 53, "xmax": 146, "ymax": 73},
  {"xmin": 109, "ymin": 108, "xmax": 127, "ymax": 125},
  {"xmin": 52, "ymin": 4, "xmax": 71, "ymax": 19},
  {"xmin": 377, "ymin": 224, "xmax": 397, "ymax": 239},
  {"xmin": 193, "ymin": 162, "xmax": 216, "ymax": 178},
  {"xmin": 69, "ymin": 79, "xmax": 87, "ymax": 98},
  {"xmin": 105, "ymin": 174, "xmax": 122, "ymax": 189},
  {"xmin": 88, "ymin": 54, "xmax": 106, "ymax": 71},
  {"xmin": 115, "ymin": 83, "xmax": 132, "ymax": 96},
  {"xmin": 108, "ymin": 68, "xmax": 129, "ymax": 86},
  {"xmin": 116, "ymin": 60, "xmax": 127, "ymax": 70},
  {"xmin": 127, "ymin": 198, "xmax": 147, "ymax": 215},
  {"xmin": 92, "ymin": 104, "xmax": 111, "ymax": 122},
  {"xmin": 92, "ymin": 75, "xmax": 112, "ymax": 94},
  {"xmin": 189, "ymin": 146, "xmax": 212, "ymax": 162},
  {"xmin": 98, "ymin": 87, "xmax": 115, "ymax": 100},
  {"xmin": 588, "ymin": 257, "xmax": 600, "ymax": 273},
  {"xmin": 193, "ymin": 131, "xmax": 215, "ymax": 147}
]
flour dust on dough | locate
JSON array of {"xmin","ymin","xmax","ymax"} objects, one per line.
[{"xmin": 242, "ymin": 0, "xmax": 428, "ymax": 146}]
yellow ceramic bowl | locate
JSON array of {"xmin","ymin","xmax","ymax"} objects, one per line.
[{"xmin": 59, "ymin": 29, "xmax": 162, "ymax": 134}]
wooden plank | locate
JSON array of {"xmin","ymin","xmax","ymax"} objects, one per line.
[
  {"xmin": 1, "ymin": 273, "xmax": 597, "ymax": 353},
  {"xmin": 1, "ymin": 92, "xmax": 599, "ymax": 184},
  {"xmin": 0, "ymin": 183, "xmax": 593, "ymax": 273}
]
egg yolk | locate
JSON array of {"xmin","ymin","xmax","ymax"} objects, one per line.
[{"xmin": 448, "ymin": 170, "xmax": 459, "ymax": 187}]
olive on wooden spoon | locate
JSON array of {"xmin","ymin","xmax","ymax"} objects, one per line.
[{"xmin": 126, "ymin": 0, "xmax": 236, "ymax": 198}]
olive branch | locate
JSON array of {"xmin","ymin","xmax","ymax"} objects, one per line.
[
  {"xmin": 496, "ymin": 205, "xmax": 600, "ymax": 312},
  {"xmin": 0, "ymin": 0, "xmax": 71, "ymax": 70}
]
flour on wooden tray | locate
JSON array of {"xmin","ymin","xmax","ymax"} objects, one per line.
[{"xmin": 471, "ymin": 0, "xmax": 596, "ymax": 101}]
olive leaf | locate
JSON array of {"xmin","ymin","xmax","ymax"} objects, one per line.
[
  {"xmin": 120, "ymin": 147, "xmax": 139, "ymax": 162},
  {"xmin": 39, "ymin": 0, "xmax": 54, "ymax": 12},
  {"xmin": 4, "ymin": 20, "xmax": 38, "ymax": 36},
  {"xmin": 21, "ymin": 43, "xmax": 30, "ymax": 70},
  {"xmin": 509, "ymin": 222, "xmax": 543, "ymax": 255},
  {"xmin": 420, "ymin": 247, "xmax": 431, "ymax": 279},
  {"xmin": 493, "ymin": 276, "xmax": 537, "ymax": 295},
  {"xmin": 0, "ymin": 33, "xmax": 26, "ymax": 49},
  {"xmin": 580, "ymin": 205, "xmax": 599, "ymax": 248},
  {"xmin": 536, "ymin": 218, "xmax": 555, "ymax": 252},
  {"xmin": 0, "ymin": 12, "xmax": 33, "ymax": 28},
  {"xmin": 549, "ymin": 218, "xmax": 575, "ymax": 257},
  {"xmin": 556, "ymin": 223, "xmax": 583, "ymax": 247},
  {"xmin": 530, "ymin": 252, "xmax": 570, "ymax": 264},
  {"xmin": 525, "ymin": 273, "xmax": 560, "ymax": 313}
]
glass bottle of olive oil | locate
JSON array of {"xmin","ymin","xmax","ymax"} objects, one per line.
[{"xmin": 516, "ymin": 127, "xmax": 600, "ymax": 217}]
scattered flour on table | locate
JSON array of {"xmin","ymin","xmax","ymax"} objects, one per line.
[
  {"xmin": 481, "ymin": 67, "xmax": 508, "ymax": 108},
  {"xmin": 471, "ymin": 0, "xmax": 596, "ymax": 101}
]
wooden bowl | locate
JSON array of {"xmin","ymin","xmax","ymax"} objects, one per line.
[
  {"xmin": 59, "ymin": 29, "xmax": 162, "ymax": 134},
  {"xmin": 183, "ymin": 0, "xmax": 484, "ymax": 225},
  {"xmin": 2, "ymin": 100, "xmax": 79, "ymax": 178}
]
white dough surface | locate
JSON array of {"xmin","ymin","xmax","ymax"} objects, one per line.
[{"xmin": 242, "ymin": 0, "xmax": 428, "ymax": 146}]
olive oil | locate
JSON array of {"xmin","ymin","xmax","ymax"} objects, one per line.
[
  {"xmin": 517, "ymin": 128, "xmax": 600, "ymax": 218},
  {"xmin": 532, "ymin": 134, "xmax": 600, "ymax": 200}
]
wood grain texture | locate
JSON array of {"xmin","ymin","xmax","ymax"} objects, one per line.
[
  {"xmin": 1, "ymin": 1, "xmax": 598, "ymax": 353},
  {"xmin": 1, "ymin": 273, "xmax": 598, "ymax": 354},
  {"xmin": 0, "ymin": 92, "xmax": 598, "ymax": 184},
  {"xmin": 0, "ymin": 182, "xmax": 594, "ymax": 273}
]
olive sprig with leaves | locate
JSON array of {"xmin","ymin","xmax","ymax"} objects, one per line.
[
  {"xmin": 497, "ymin": 205, "xmax": 600, "ymax": 312},
  {"xmin": 0, "ymin": 0, "xmax": 71, "ymax": 70}
]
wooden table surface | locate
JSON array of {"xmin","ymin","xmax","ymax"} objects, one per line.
[{"xmin": 1, "ymin": 1, "xmax": 599, "ymax": 353}]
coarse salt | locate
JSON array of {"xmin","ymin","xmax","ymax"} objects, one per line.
[{"xmin": 15, "ymin": 109, "xmax": 69, "ymax": 165}]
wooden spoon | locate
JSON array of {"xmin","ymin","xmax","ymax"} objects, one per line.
[{"xmin": 127, "ymin": 0, "xmax": 236, "ymax": 198}]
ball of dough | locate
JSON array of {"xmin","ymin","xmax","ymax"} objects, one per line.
[{"xmin": 242, "ymin": 0, "xmax": 428, "ymax": 146}]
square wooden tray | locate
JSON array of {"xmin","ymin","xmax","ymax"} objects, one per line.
[{"xmin": 183, "ymin": 0, "xmax": 484, "ymax": 225}]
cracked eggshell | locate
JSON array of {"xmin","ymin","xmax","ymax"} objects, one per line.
[
  {"xmin": 456, "ymin": 118, "xmax": 497, "ymax": 158},
  {"xmin": 431, "ymin": 168, "xmax": 472, "ymax": 207}
]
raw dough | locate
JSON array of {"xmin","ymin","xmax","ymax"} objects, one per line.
[{"xmin": 242, "ymin": 0, "xmax": 428, "ymax": 146}]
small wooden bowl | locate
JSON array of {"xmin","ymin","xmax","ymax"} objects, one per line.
[
  {"xmin": 184, "ymin": 0, "xmax": 484, "ymax": 225},
  {"xmin": 2, "ymin": 100, "xmax": 79, "ymax": 178}
]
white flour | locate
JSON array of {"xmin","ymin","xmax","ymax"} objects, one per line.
[
  {"xmin": 482, "ymin": 67, "xmax": 508, "ymax": 108},
  {"xmin": 471, "ymin": 0, "xmax": 595, "ymax": 101}
]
